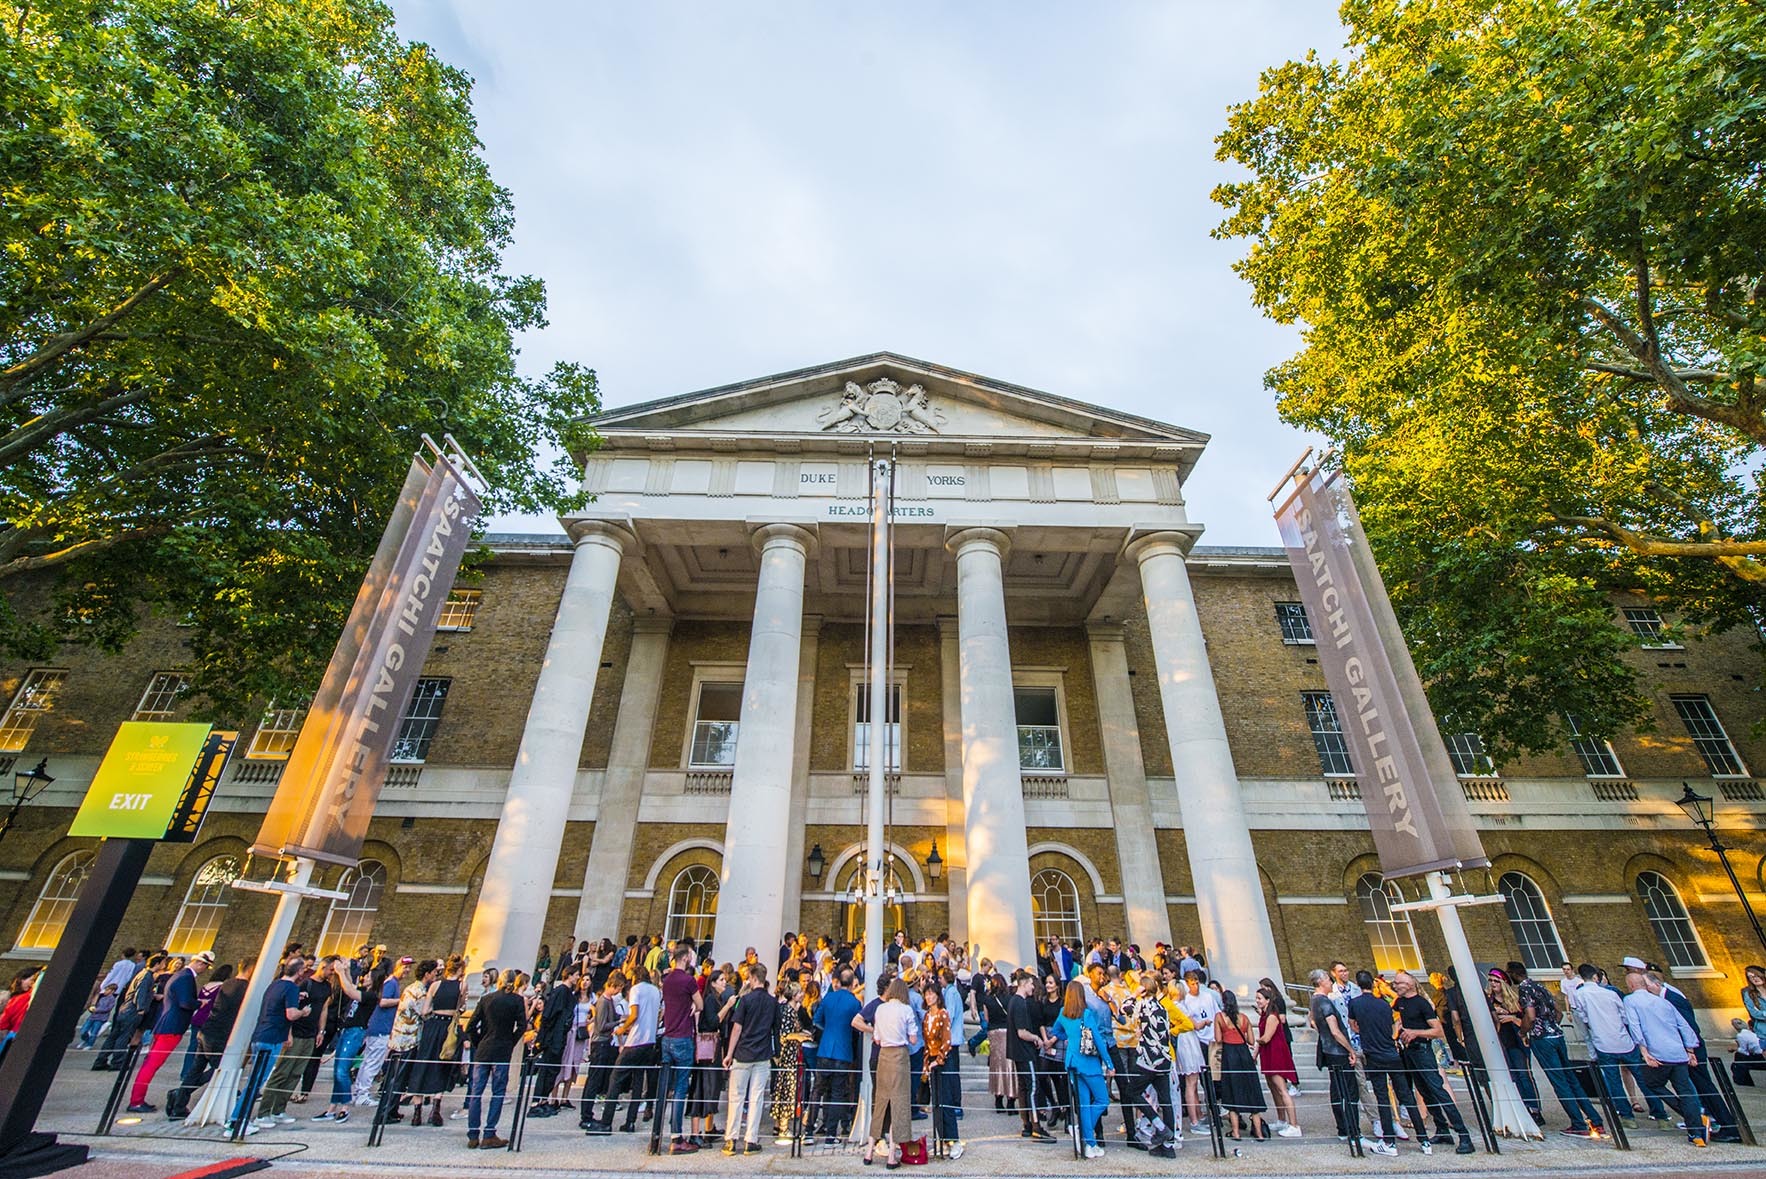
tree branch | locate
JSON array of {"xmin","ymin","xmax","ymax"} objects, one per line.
[
  {"xmin": 0, "ymin": 385, "xmax": 153, "ymax": 468},
  {"xmin": 1583, "ymin": 361, "xmax": 1731, "ymax": 384},
  {"xmin": 1553, "ymin": 515, "xmax": 1766, "ymax": 582},
  {"xmin": 1581, "ymin": 295, "xmax": 1766, "ymax": 444},
  {"xmin": 0, "ymin": 270, "xmax": 179, "ymax": 393},
  {"xmin": 0, "ymin": 525, "xmax": 172, "ymax": 578}
]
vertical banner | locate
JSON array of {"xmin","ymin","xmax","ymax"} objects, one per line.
[
  {"xmin": 1273, "ymin": 464, "xmax": 1489, "ymax": 878},
  {"xmin": 252, "ymin": 448, "xmax": 483, "ymax": 864}
]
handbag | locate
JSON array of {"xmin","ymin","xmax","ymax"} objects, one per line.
[
  {"xmin": 899, "ymin": 1136, "xmax": 929, "ymax": 1165},
  {"xmin": 695, "ymin": 1031, "xmax": 718, "ymax": 1062},
  {"xmin": 1078, "ymin": 1023, "xmax": 1099, "ymax": 1058},
  {"xmin": 441, "ymin": 1017, "xmax": 461, "ymax": 1061}
]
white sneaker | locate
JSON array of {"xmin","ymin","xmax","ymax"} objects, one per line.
[
  {"xmin": 1287, "ymin": 1083, "xmax": 1301, "ymax": 1097},
  {"xmin": 1419, "ymin": 1139, "xmax": 1432, "ymax": 1155},
  {"xmin": 1084, "ymin": 1143, "xmax": 1103, "ymax": 1158},
  {"xmin": 251, "ymin": 1116, "xmax": 278, "ymax": 1129},
  {"xmin": 1278, "ymin": 1124, "xmax": 1301, "ymax": 1138},
  {"xmin": 948, "ymin": 1141, "xmax": 965, "ymax": 1160},
  {"xmin": 1191, "ymin": 1122, "xmax": 1209, "ymax": 1134},
  {"xmin": 275, "ymin": 1114, "xmax": 297, "ymax": 1124},
  {"xmin": 1395, "ymin": 1123, "xmax": 1410, "ymax": 1140},
  {"xmin": 1368, "ymin": 1140, "xmax": 1398, "ymax": 1157}
]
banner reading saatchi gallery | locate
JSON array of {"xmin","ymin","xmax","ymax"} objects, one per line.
[
  {"xmin": 252, "ymin": 444, "xmax": 482, "ymax": 865},
  {"xmin": 1273, "ymin": 464, "xmax": 1489, "ymax": 879}
]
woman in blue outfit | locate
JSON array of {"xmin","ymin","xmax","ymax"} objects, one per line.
[{"xmin": 1051, "ymin": 980, "xmax": 1116, "ymax": 1158}]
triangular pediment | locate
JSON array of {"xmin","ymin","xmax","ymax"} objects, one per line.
[{"xmin": 589, "ymin": 353, "xmax": 1208, "ymax": 448}]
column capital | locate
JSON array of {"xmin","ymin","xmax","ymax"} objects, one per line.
[
  {"xmin": 944, "ymin": 525, "xmax": 1013, "ymax": 561},
  {"xmin": 565, "ymin": 517, "xmax": 638, "ymax": 552},
  {"xmin": 1084, "ymin": 620, "xmax": 1127, "ymax": 644},
  {"xmin": 630, "ymin": 614, "xmax": 675, "ymax": 637},
  {"xmin": 935, "ymin": 614, "xmax": 961, "ymax": 640},
  {"xmin": 749, "ymin": 520, "xmax": 818, "ymax": 558},
  {"xmin": 801, "ymin": 612, "xmax": 825, "ymax": 638},
  {"xmin": 1122, "ymin": 526, "xmax": 1203, "ymax": 566}
]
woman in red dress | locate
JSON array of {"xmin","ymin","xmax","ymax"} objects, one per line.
[{"xmin": 1255, "ymin": 983, "xmax": 1302, "ymax": 1136}]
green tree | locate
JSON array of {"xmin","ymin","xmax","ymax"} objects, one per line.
[
  {"xmin": 1, "ymin": 0, "xmax": 595, "ymax": 721},
  {"xmin": 1215, "ymin": 0, "xmax": 1766, "ymax": 759}
]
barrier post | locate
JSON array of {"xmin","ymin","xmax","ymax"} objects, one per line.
[
  {"xmin": 1708, "ymin": 1056, "xmax": 1755, "ymax": 1146},
  {"xmin": 95, "ymin": 1043, "xmax": 142, "ymax": 1135},
  {"xmin": 508, "ymin": 1057, "xmax": 535, "ymax": 1152},
  {"xmin": 1200, "ymin": 1067, "xmax": 1226, "ymax": 1158},
  {"xmin": 793, "ymin": 1047, "xmax": 807, "ymax": 1158},
  {"xmin": 1578, "ymin": 1059, "xmax": 1630, "ymax": 1152},
  {"xmin": 1460, "ymin": 1060, "xmax": 1499, "ymax": 1154},
  {"xmin": 230, "ymin": 1046, "xmax": 276, "ymax": 1143},
  {"xmin": 648, "ymin": 1057, "xmax": 668, "ymax": 1156}
]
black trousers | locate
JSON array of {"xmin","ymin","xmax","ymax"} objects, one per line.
[
  {"xmin": 1012, "ymin": 1058, "xmax": 1039, "ymax": 1125},
  {"xmin": 94, "ymin": 1009, "xmax": 141, "ymax": 1069},
  {"xmin": 810, "ymin": 1058, "xmax": 857, "ymax": 1135},
  {"xmin": 1125, "ymin": 1064, "xmax": 1176, "ymax": 1139},
  {"xmin": 1326, "ymin": 1056, "xmax": 1360, "ymax": 1138},
  {"xmin": 1365, "ymin": 1057, "xmax": 1425, "ymax": 1144},
  {"xmin": 531, "ymin": 1046, "xmax": 565, "ymax": 1102},
  {"xmin": 1399, "ymin": 1043, "xmax": 1467, "ymax": 1137},
  {"xmin": 578, "ymin": 1040, "xmax": 618, "ymax": 1121},
  {"xmin": 597, "ymin": 1042, "xmax": 660, "ymax": 1129}
]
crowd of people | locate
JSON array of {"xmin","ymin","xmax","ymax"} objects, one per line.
[{"xmin": 35, "ymin": 928, "xmax": 1765, "ymax": 1162}]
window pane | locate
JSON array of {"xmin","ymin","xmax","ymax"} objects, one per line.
[
  {"xmin": 246, "ymin": 703, "xmax": 308, "ymax": 760},
  {"xmin": 1031, "ymin": 868, "xmax": 1083, "ymax": 948},
  {"xmin": 390, "ymin": 678, "xmax": 450, "ymax": 763},
  {"xmin": 1635, "ymin": 871, "xmax": 1708, "ymax": 969},
  {"xmin": 1445, "ymin": 732, "xmax": 1494, "ymax": 777},
  {"xmin": 134, "ymin": 672, "xmax": 189, "ymax": 721},
  {"xmin": 1563, "ymin": 713, "xmax": 1625, "ymax": 778},
  {"xmin": 317, "ymin": 861, "xmax": 387, "ymax": 957},
  {"xmin": 854, "ymin": 684, "xmax": 902, "ymax": 771},
  {"xmin": 1670, "ymin": 695, "xmax": 1747, "ymax": 777},
  {"xmin": 0, "ymin": 669, "xmax": 67, "ymax": 752},
  {"xmin": 167, "ymin": 856, "xmax": 241, "ymax": 955},
  {"xmin": 1356, "ymin": 873, "xmax": 1422, "ymax": 973},
  {"xmin": 1275, "ymin": 602, "xmax": 1314, "ymax": 643},
  {"xmin": 1015, "ymin": 687, "xmax": 1063, "ymax": 770},
  {"xmin": 16, "ymin": 850, "xmax": 95, "ymax": 950},
  {"xmin": 696, "ymin": 683, "xmax": 743, "ymax": 722},
  {"xmin": 1014, "ymin": 688, "xmax": 1059, "ymax": 726},
  {"xmin": 1499, "ymin": 872, "xmax": 1566, "ymax": 973},
  {"xmin": 435, "ymin": 589, "xmax": 482, "ymax": 631},
  {"xmin": 690, "ymin": 682, "xmax": 743, "ymax": 767},
  {"xmin": 666, "ymin": 865, "xmax": 720, "ymax": 944},
  {"xmin": 1304, "ymin": 691, "xmax": 1355, "ymax": 777}
]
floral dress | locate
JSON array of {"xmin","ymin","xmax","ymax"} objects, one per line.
[{"xmin": 771, "ymin": 997, "xmax": 805, "ymax": 1134}]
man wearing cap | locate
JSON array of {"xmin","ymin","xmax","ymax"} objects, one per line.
[
  {"xmin": 126, "ymin": 950, "xmax": 212, "ymax": 1113},
  {"xmin": 1621, "ymin": 965, "xmax": 1707, "ymax": 1145}
]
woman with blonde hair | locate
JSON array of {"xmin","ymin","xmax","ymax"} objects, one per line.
[{"xmin": 865, "ymin": 978, "xmax": 916, "ymax": 1168}]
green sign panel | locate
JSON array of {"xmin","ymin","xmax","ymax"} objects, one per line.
[{"xmin": 69, "ymin": 722, "xmax": 214, "ymax": 839}]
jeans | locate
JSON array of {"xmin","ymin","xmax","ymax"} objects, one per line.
[
  {"xmin": 661, "ymin": 1036, "xmax": 695, "ymax": 1137},
  {"xmin": 1502, "ymin": 1044, "xmax": 1541, "ymax": 1118},
  {"xmin": 79, "ymin": 1016, "xmax": 106, "ymax": 1047},
  {"xmin": 1070, "ymin": 1069, "xmax": 1109, "ymax": 1147},
  {"xmin": 229, "ymin": 1042, "xmax": 284, "ymax": 1128},
  {"xmin": 131, "ymin": 1032, "xmax": 184, "ymax": 1105},
  {"xmin": 726, "ymin": 1059, "xmax": 772, "ymax": 1145},
  {"xmin": 467, "ymin": 1061, "xmax": 509, "ymax": 1139},
  {"xmin": 1398, "ymin": 1042, "xmax": 1467, "ymax": 1138},
  {"xmin": 1638, "ymin": 1060, "xmax": 1705, "ymax": 1140},
  {"xmin": 930, "ymin": 1058, "xmax": 960, "ymax": 1143},
  {"xmin": 1529, "ymin": 1034, "xmax": 1601, "ymax": 1131},
  {"xmin": 1595, "ymin": 1046, "xmax": 1668, "ymax": 1118},
  {"xmin": 93, "ymin": 1008, "xmax": 141, "ymax": 1069},
  {"xmin": 351, "ymin": 1034, "xmax": 390, "ymax": 1104},
  {"xmin": 330, "ymin": 1026, "xmax": 366, "ymax": 1107}
]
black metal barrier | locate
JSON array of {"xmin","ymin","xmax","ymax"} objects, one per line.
[
  {"xmin": 1456, "ymin": 1059, "xmax": 1499, "ymax": 1154},
  {"xmin": 94, "ymin": 1042, "xmax": 142, "ymax": 1135},
  {"xmin": 1577, "ymin": 1059, "xmax": 1630, "ymax": 1151},
  {"xmin": 1199, "ymin": 1066, "xmax": 1227, "ymax": 1158},
  {"xmin": 647, "ymin": 1057, "xmax": 669, "ymax": 1156},
  {"xmin": 506, "ymin": 1056, "xmax": 536, "ymax": 1152},
  {"xmin": 1711, "ymin": 1053, "xmax": 1757, "ymax": 1146},
  {"xmin": 365, "ymin": 1050, "xmax": 403, "ymax": 1147}
]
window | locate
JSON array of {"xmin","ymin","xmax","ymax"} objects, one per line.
[
  {"xmin": 1564, "ymin": 713, "xmax": 1625, "ymax": 778},
  {"xmin": 1356, "ymin": 873, "xmax": 1422, "ymax": 973},
  {"xmin": 133, "ymin": 672, "xmax": 188, "ymax": 721},
  {"xmin": 317, "ymin": 860, "xmax": 387, "ymax": 957},
  {"xmin": 1444, "ymin": 732, "xmax": 1496, "ymax": 777},
  {"xmin": 245, "ymin": 702, "xmax": 307, "ymax": 761},
  {"xmin": 1015, "ymin": 686, "xmax": 1064, "ymax": 771},
  {"xmin": 1031, "ymin": 868, "xmax": 1084, "ymax": 947},
  {"xmin": 15, "ymin": 850, "xmax": 95, "ymax": 951},
  {"xmin": 389, "ymin": 678, "xmax": 450, "ymax": 763},
  {"xmin": 665, "ymin": 864, "xmax": 719, "ymax": 943},
  {"xmin": 853, "ymin": 682, "xmax": 902, "ymax": 772},
  {"xmin": 1275, "ymin": 602, "xmax": 1314, "ymax": 644},
  {"xmin": 0, "ymin": 669, "xmax": 67, "ymax": 752},
  {"xmin": 1303, "ymin": 691, "xmax": 1355, "ymax": 777},
  {"xmin": 1499, "ymin": 872, "xmax": 1566, "ymax": 973},
  {"xmin": 435, "ymin": 589, "xmax": 482, "ymax": 632},
  {"xmin": 1622, "ymin": 607, "xmax": 1678, "ymax": 648},
  {"xmin": 1635, "ymin": 871, "xmax": 1708, "ymax": 970},
  {"xmin": 1670, "ymin": 695, "xmax": 1747, "ymax": 777},
  {"xmin": 689, "ymin": 682, "xmax": 743, "ymax": 768},
  {"xmin": 166, "ymin": 856, "xmax": 241, "ymax": 955}
]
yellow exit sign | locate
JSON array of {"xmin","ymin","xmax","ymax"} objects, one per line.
[{"xmin": 68, "ymin": 723, "xmax": 214, "ymax": 839}]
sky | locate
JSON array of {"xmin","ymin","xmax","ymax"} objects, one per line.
[{"xmin": 389, "ymin": 1, "xmax": 1350, "ymax": 547}]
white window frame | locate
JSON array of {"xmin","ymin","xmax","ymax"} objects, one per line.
[
  {"xmin": 1012, "ymin": 671, "xmax": 1070, "ymax": 775},
  {"xmin": 1303, "ymin": 691, "xmax": 1356, "ymax": 778},
  {"xmin": 317, "ymin": 860, "xmax": 388, "ymax": 957},
  {"xmin": 0, "ymin": 668, "xmax": 68, "ymax": 753},
  {"xmin": 1356, "ymin": 873, "xmax": 1423, "ymax": 973},
  {"xmin": 1669, "ymin": 694, "xmax": 1749, "ymax": 778},
  {"xmin": 1031, "ymin": 867, "xmax": 1084, "ymax": 948},
  {"xmin": 1635, "ymin": 870, "xmax": 1711, "ymax": 971},
  {"xmin": 1563, "ymin": 713, "xmax": 1625, "ymax": 779},
  {"xmin": 13, "ymin": 849, "xmax": 95, "ymax": 955},
  {"xmin": 664, "ymin": 864, "xmax": 720, "ymax": 944},
  {"xmin": 848, "ymin": 670, "xmax": 906, "ymax": 773},
  {"xmin": 245, "ymin": 702, "xmax": 307, "ymax": 761},
  {"xmin": 1622, "ymin": 606, "xmax": 1680, "ymax": 649},
  {"xmin": 133, "ymin": 671, "xmax": 189, "ymax": 721},
  {"xmin": 1444, "ymin": 731, "xmax": 1497, "ymax": 778},
  {"xmin": 166, "ymin": 856, "xmax": 242, "ymax": 955},
  {"xmin": 389, "ymin": 677, "xmax": 450, "ymax": 764},
  {"xmin": 1498, "ymin": 871, "xmax": 1567, "ymax": 973},
  {"xmin": 435, "ymin": 588, "xmax": 483, "ymax": 632},
  {"xmin": 681, "ymin": 664, "xmax": 746, "ymax": 769},
  {"xmin": 1274, "ymin": 601, "xmax": 1315, "ymax": 645}
]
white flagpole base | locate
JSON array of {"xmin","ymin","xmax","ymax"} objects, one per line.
[{"xmin": 851, "ymin": 1038, "xmax": 874, "ymax": 1145}]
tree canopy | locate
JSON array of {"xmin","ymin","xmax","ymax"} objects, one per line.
[
  {"xmin": 1214, "ymin": 0, "xmax": 1766, "ymax": 759},
  {"xmin": 1, "ymin": 0, "xmax": 595, "ymax": 721}
]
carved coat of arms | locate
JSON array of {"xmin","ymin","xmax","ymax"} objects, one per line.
[{"xmin": 818, "ymin": 378, "xmax": 944, "ymax": 434}]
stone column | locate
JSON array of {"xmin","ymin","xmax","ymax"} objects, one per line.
[
  {"xmin": 945, "ymin": 527, "xmax": 1036, "ymax": 971},
  {"xmin": 715, "ymin": 523, "xmax": 815, "ymax": 960},
  {"xmin": 780, "ymin": 616, "xmax": 822, "ymax": 931},
  {"xmin": 573, "ymin": 615, "xmax": 672, "ymax": 940},
  {"xmin": 1127, "ymin": 531, "xmax": 1282, "ymax": 990},
  {"xmin": 1086, "ymin": 622, "xmax": 1173, "ymax": 949},
  {"xmin": 465, "ymin": 519, "xmax": 631, "ymax": 973},
  {"xmin": 936, "ymin": 616, "xmax": 969, "ymax": 946}
]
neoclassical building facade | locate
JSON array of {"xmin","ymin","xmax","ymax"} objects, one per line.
[{"xmin": 1, "ymin": 355, "xmax": 1762, "ymax": 1014}]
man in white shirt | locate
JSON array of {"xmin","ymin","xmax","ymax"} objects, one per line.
[
  {"xmin": 1568, "ymin": 962, "xmax": 1664, "ymax": 1125},
  {"xmin": 1621, "ymin": 972, "xmax": 1706, "ymax": 1145},
  {"xmin": 589, "ymin": 970, "xmax": 663, "ymax": 1133},
  {"xmin": 1730, "ymin": 1019, "xmax": 1765, "ymax": 1087},
  {"xmin": 101, "ymin": 948, "xmax": 143, "ymax": 996}
]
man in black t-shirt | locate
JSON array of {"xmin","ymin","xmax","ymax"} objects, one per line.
[
  {"xmin": 722, "ymin": 964, "xmax": 778, "ymax": 1154},
  {"xmin": 1392, "ymin": 971, "xmax": 1475, "ymax": 1153},
  {"xmin": 1308, "ymin": 968, "xmax": 1359, "ymax": 1140},
  {"xmin": 1346, "ymin": 971, "xmax": 1410, "ymax": 1155},
  {"xmin": 260, "ymin": 960, "xmax": 331, "ymax": 1119},
  {"xmin": 1006, "ymin": 973, "xmax": 1053, "ymax": 1141}
]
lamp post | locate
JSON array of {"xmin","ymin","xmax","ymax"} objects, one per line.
[
  {"xmin": 925, "ymin": 841, "xmax": 943, "ymax": 883},
  {"xmin": 0, "ymin": 758, "xmax": 54, "ymax": 848},
  {"xmin": 1676, "ymin": 782, "xmax": 1766, "ymax": 955},
  {"xmin": 806, "ymin": 843, "xmax": 825, "ymax": 883}
]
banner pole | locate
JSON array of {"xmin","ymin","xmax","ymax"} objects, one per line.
[
  {"xmin": 186, "ymin": 858, "xmax": 314, "ymax": 1127},
  {"xmin": 1427, "ymin": 871, "xmax": 1540, "ymax": 1139}
]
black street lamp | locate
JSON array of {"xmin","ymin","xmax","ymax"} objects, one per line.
[
  {"xmin": 1676, "ymin": 782, "xmax": 1766, "ymax": 955},
  {"xmin": 0, "ymin": 758, "xmax": 54, "ymax": 848},
  {"xmin": 925, "ymin": 841, "xmax": 943, "ymax": 883},
  {"xmin": 806, "ymin": 842, "xmax": 825, "ymax": 882}
]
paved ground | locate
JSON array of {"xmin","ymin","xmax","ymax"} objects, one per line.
[{"xmin": 30, "ymin": 1051, "xmax": 1766, "ymax": 1178}]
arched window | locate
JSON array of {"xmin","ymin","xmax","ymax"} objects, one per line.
[
  {"xmin": 1031, "ymin": 868, "xmax": 1084, "ymax": 948},
  {"xmin": 1499, "ymin": 872, "xmax": 1566, "ymax": 973},
  {"xmin": 15, "ymin": 849, "xmax": 95, "ymax": 951},
  {"xmin": 166, "ymin": 856, "xmax": 241, "ymax": 955},
  {"xmin": 1356, "ymin": 873, "xmax": 1422, "ymax": 973},
  {"xmin": 1635, "ymin": 871, "xmax": 1708, "ymax": 970},
  {"xmin": 317, "ymin": 860, "xmax": 387, "ymax": 957},
  {"xmin": 666, "ymin": 865, "xmax": 719, "ymax": 944}
]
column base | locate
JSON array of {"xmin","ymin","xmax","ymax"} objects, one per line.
[{"xmin": 0, "ymin": 1134, "xmax": 91, "ymax": 1179}]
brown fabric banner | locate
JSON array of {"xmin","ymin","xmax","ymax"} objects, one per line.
[
  {"xmin": 1274, "ymin": 466, "xmax": 1489, "ymax": 878},
  {"xmin": 251, "ymin": 453, "xmax": 482, "ymax": 865}
]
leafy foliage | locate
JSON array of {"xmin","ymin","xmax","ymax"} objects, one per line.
[
  {"xmin": 0, "ymin": 0, "xmax": 596, "ymax": 721},
  {"xmin": 1215, "ymin": 0, "xmax": 1766, "ymax": 758}
]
